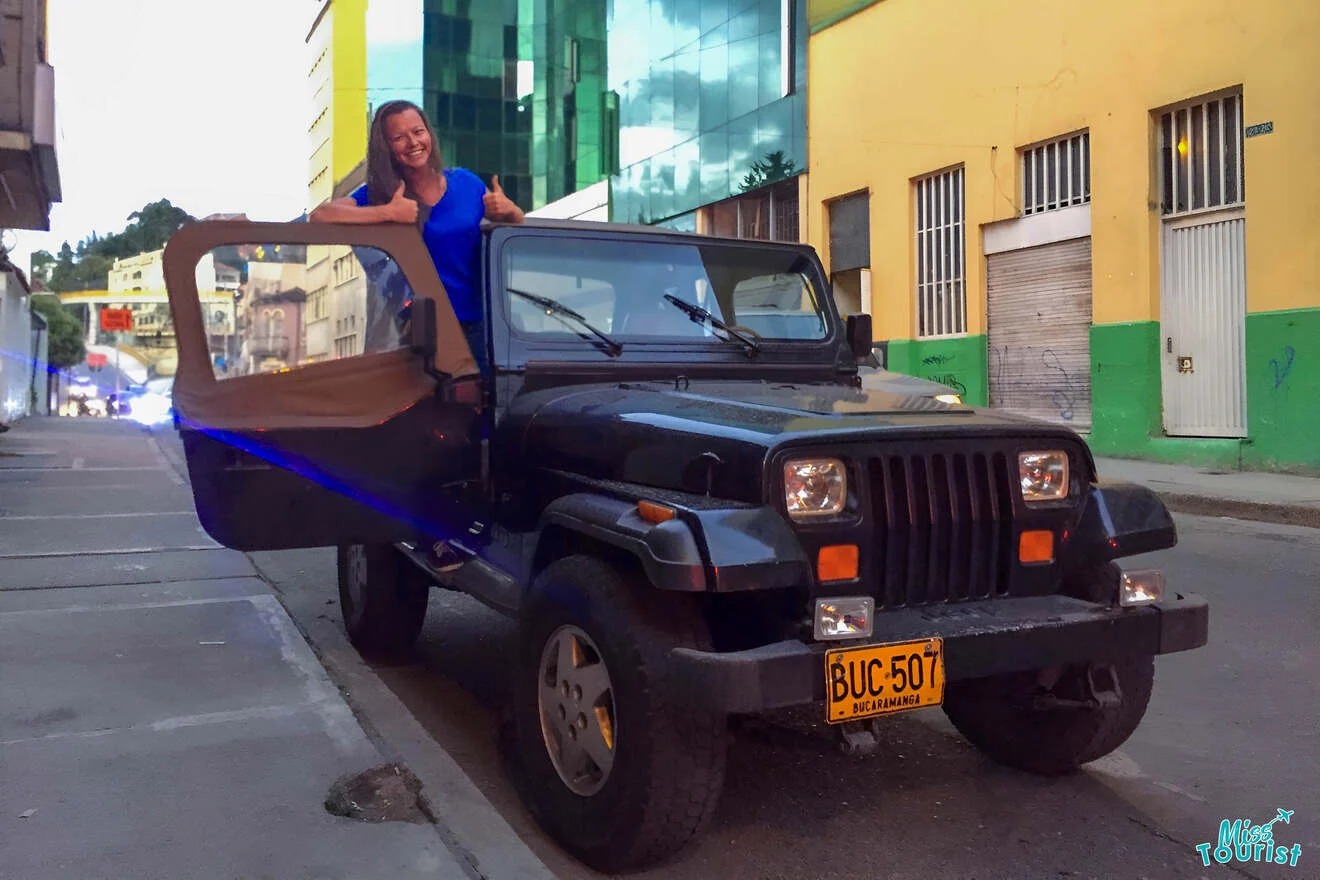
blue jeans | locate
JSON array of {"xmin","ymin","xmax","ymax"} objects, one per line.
[{"xmin": 460, "ymin": 320, "xmax": 490, "ymax": 378}]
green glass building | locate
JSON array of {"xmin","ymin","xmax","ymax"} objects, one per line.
[
  {"xmin": 607, "ymin": 0, "xmax": 807, "ymax": 234},
  {"xmin": 363, "ymin": 1, "xmax": 806, "ymax": 229},
  {"xmin": 365, "ymin": 0, "xmax": 608, "ymax": 211}
]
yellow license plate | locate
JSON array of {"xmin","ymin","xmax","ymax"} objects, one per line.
[{"xmin": 825, "ymin": 638, "xmax": 945, "ymax": 724}]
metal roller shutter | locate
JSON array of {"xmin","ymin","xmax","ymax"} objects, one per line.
[{"xmin": 987, "ymin": 238, "xmax": 1093, "ymax": 429}]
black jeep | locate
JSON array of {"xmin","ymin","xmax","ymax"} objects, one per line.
[{"xmin": 163, "ymin": 219, "xmax": 1208, "ymax": 873}]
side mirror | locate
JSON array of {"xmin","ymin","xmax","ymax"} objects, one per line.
[{"xmin": 845, "ymin": 313, "xmax": 873, "ymax": 361}]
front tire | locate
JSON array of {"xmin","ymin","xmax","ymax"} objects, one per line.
[
  {"xmin": 507, "ymin": 555, "xmax": 727, "ymax": 873},
  {"xmin": 942, "ymin": 655, "xmax": 1156, "ymax": 776},
  {"xmin": 336, "ymin": 544, "xmax": 429, "ymax": 659}
]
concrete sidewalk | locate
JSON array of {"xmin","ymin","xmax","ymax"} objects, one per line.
[
  {"xmin": 0, "ymin": 417, "xmax": 551, "ymax": 880},
  {"xmin": 1095, "ymin": 456, "xmax": 1320, "ymax": 529}
]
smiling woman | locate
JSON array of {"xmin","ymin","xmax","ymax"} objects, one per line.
[{"xmin": 309, "ymin": 100, "xmax": 526, "ymax": 373}]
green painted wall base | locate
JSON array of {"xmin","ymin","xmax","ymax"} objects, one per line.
[
  {"xmin": 887, "ymin": 336, "xmax": 989, "ymax": 406},
  {"xmin": 1087, "ymin": 312, "xmax": 1320, "ymax": 472},
  {"xmin": 883, "ymin": 311, "xmax": 1319, "ymax": 472},
  {"xmin": 1244, "ymin": 308, "xmax": 1320, "ymax": 471},
  {"xmin": 1088, "ymin": 321, "xmax": 1164, "ymax": 456}
]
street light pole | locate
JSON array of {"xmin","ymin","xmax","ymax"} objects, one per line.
[{"xmin": 114, "ymin": 330, "xmax": 121, "ymax": 418}]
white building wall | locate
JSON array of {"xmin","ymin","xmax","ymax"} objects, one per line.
[
  {"xmin": 527, "ymin": 180, "xmax": 609, "ymax": 222},
  {"xmin": 0, "ymin": 272, "xmax": 44, "ymax": 422}
]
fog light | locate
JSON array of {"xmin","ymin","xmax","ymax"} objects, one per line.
[
  {"xmin": 814, "ymin": 597, "xmax": 874, "ymax": 641},
  {"xmin": 1119, "ymin": 570, "xmax": 1165, "ymax": 607}
]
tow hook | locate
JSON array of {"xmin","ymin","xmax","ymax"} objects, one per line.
[
  {"xmin": 1030, "ymin": 664, "xmax": 1124, "ymax": 711},
  {"xmin": 837, "ymin": 719, "xmax": 883, "ymax": 757}
]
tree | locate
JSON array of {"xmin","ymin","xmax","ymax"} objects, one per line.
[
  {"xmin": 40, "ymin": 199, "xmax": 198, "ymax": 292},
  {"xmin": 29, "ymin": 250, "xmax": 55, "ymax": 286},
  {"xmin": 29, "ymin": 294, "xmax": 86, "ymax": 370},
  {"xmin": 47, "ymin": 242, "xmax": 78, "ymax": 292},
  {"xmin": 739, "ymin": 150, "xmax": 800, "ymax": 193},
  {"xmin": 119, "ymin": 199, "xmax": 195, "ymax": 256}
]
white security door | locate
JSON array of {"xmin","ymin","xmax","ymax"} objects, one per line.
[
  {"xmin": 987, "ymin": 237, "xmax": 1093, "ymax": 429},
  {"xmin": 1160, "ymin": 209, "xmax": 1247, "ymax": 436},
  {"xmin": 1158, "ymin": 92, "xmax": 1247, "ymax": 437}
]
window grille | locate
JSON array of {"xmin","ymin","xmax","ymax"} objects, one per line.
[
  {"xmin": 915, "ymin": 167, "xmax": 966, "ymax": 338},
  {"xmin": 1160, "ymin": 92, "xmax": 1243, "ymax": 216},
  {"xmin": 1023, "ymin": 132, "xmax": 1090, "ymax": 215}
]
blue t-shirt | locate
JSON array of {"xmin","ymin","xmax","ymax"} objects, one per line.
[{"xmin": 352, "ymin": 167, "xmax": 486, "ymax": 323}]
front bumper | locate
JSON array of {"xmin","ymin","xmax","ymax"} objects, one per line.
[{"xmin": 671, "ymin": 592, "xmax": 1209, "ymax": 714}]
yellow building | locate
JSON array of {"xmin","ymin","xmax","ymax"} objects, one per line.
[
  {"xmin": 305, "ymin": 0, "xmax": 368, "ymax": 363},
  {"xmin": 807, "ymin": 0, "xmax": 1320, "ymax": 471}
]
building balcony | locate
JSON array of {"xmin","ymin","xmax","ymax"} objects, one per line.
[
  {"xmin": 0, "ymin": 1, "xmax": 60, "ymax": 231},
  {"xmin": 246, "ymin": 335, "xmax": 291, "ymax": 361}
]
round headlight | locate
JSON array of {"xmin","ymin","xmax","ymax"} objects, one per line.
[
  {"xmin": 1019, "ymin": 451, "xmax": 1069, "ymax": 502},
  {"xmin": 785, "ymin": 458, "xmax": 847, "ymax": 519}
]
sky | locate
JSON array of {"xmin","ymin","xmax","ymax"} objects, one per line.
[{"xmin": 11, "ymin": 0, "xmax": 315, "ymax": 274}]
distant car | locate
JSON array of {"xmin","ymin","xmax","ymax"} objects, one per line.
[{"xmin": 128, "ymin": 377, "xmax": 176, "ymax": 425}]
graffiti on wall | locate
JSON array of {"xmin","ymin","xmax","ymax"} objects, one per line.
[
  {"xmin": 989, "ymin": 344, "xmax": 1088, "ymax": 423},
  {"xmin": 1270, "ymin": 345, "xmax": 1296, "ymax": 391},
  {"xmin": 927, "ymin": 374, "xmax": 969, "ymax": 396}
]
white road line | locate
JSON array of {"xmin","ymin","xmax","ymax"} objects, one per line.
[
  {"xmin": 0, "ymin": 700, "xmax": 340, "ymax": 747},
  {"xmin": 0, "ymin": 544, "xmax": 221, "ymax": 560},
  {"xmin": 0, "ymin": 593, "xmax": 264, "ymax": 618},
  {"xmin": 1, "ymin": 484, "xmax": 191, "ymax": 492},
  {"xmin": 145, "ymin": 435, "xmax": 185, "ymax": 486},
  {"xmin": 0, "ymin": 465, "xmax": 164, "ymax": 473},
  {"xmin": 0, "ymin": 511, "xmax": 196, "ymax": 521}
]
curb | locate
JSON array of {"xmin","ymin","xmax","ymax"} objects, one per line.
[
  {"xmin": 147, "ymin": 424, "xmax": 557, "ymax": 879},
  {"xmin": 291, "ymin": 620, "xmax": 558, "ymax": 880},
  {"xmin": 1150, "ymin": 492, "xmax": 1320, "ymax": 530}
]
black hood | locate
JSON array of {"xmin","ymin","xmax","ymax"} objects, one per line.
[{"xmin": 504, "ymin": 379, "xmax": 1085, "ymax": 503}]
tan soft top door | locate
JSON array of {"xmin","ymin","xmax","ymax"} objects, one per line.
[{"xmin": 162, "ymin": 220, "xmax": 485, "ymax": 551}]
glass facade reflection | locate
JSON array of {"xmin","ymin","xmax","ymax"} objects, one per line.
[
  {"xmin": 607, "ymin": 0, "xmax": 807, "ymax": 226},
  {"xmin": 365, "ymin": 0, "xmax": 608, "ymax": 211}
]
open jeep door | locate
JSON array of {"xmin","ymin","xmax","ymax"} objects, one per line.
[{"xmin": 163, "ymin": 220, "xmax": 483, "ymax": 551}]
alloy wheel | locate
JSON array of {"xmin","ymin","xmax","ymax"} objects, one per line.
[{"xmin": 536, "ymin": 624, "xmax": 616, "ymax": 796}]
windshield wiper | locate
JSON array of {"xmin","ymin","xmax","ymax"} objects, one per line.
[
  {"xmin": 508, "ymin": 287, "xmax": 623, "ymax": 356},
  {"xmin": 662, "ymin": 294, "xmax": 761, "ymax": 355}
]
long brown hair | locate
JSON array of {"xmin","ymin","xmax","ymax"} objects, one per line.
[{"xmin": 365, "ymin": 100, "xmax": 446, "ymax": 206}]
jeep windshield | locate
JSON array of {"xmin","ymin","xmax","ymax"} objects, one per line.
[{"xmin": 501, "ymin": 233, "xmax": 833, "ymax": 359}]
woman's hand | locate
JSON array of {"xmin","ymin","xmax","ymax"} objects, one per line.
[
  {"xmin": 387, "ymin": 182, "xmax": 419, "ymax": 224},
  {"xmin": 308, "ymin": 183, "xmax": 418, "ymax": 225},
  {"xmin": 483, "ymin": 175, "xmax": 525, "ymax": 223}
]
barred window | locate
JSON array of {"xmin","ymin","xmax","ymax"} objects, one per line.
[
  {"xmin": 915, "ymin": 167, "xmax": 966, "ymax": 338},
  {"xmin": 1023, "ymin": 132, "xmax": 1090, "ymax": 215},
  {"xmin": 1160, "ymin": 92, "xmax": 1243, "ymax": 216}
]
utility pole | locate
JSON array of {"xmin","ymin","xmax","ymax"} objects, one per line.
[{"xmin": 114, "ymin": 330, "xmax": 121, "ymax": 417}]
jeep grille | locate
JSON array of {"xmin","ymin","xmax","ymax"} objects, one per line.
[{"xmin": 869, "ymin": 450, "xmax": 1017, "ymax": 607}]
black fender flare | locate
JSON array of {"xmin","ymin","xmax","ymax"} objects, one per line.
[
  {"xmin": 532, "ymin": 493, "xmax": 814, "ymax": 593},
  {"xmin": 1061, "ymin": 480, "xmax": 1178, "ymax": 575},
  {"xmin": 534, "ymin": 493, "xmax": 708, "ymax": 591}
]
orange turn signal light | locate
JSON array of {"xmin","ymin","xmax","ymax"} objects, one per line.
[
  {"xmin": 817, "ymin": 544, "xmax": 860, "ymax": 582},
  {"xmin": 1019, "ymin": 529, "xmax": 1055, "ymax": 564},
  {"xmin": 637, "ymin": 501, "xmax": 676, "ymax": 523}
]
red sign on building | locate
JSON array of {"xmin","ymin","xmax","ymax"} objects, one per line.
[{"xmin": 100, "ymin": 308, "xmax": 134, "ymax": 332}]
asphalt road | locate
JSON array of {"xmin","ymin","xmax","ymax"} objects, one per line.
[{"xmin": 253, "ymin": 513, "xmax": 1320, "ymax": 880}]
